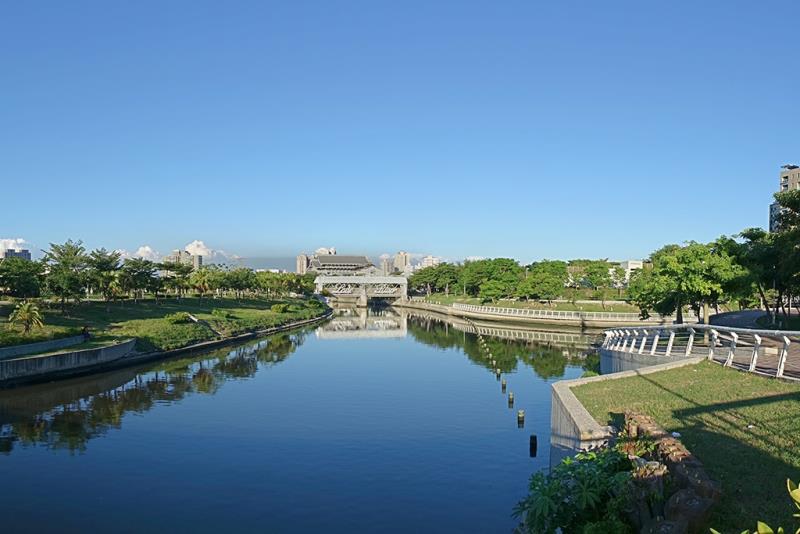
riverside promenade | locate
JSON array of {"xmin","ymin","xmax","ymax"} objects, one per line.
[{"xmin": 395, "ymin": 297, "xmax": 694, "ymax": 328}]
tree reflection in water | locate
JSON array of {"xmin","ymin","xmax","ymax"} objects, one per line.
[
  {"xmin": 405, "ymin": 315, "xmax": 599, "ymax": 380},
  {"xmin": 0, "ymin": 330, "xmax": 309, "ymax": 455}
]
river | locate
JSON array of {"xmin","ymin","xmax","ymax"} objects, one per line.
[{"xmin": 0, "ymin": 306, "xmax": 601, "ymax": 533}]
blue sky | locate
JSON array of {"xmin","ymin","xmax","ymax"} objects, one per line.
[{"xmin": 1, "ymin": 1, "xmax": 798, "ymax": 265}]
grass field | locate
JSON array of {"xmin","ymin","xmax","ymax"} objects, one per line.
[
  {"xmin": 422, "ymin": 293, "xmax": 641, "ymax": 313},
  {"xmin": 0, "ymin": 297, "xmax": 326, "ymax": 352},
  {"xmin": 571, "ymin": 361, "xmax": 800, "ymax": 531}
]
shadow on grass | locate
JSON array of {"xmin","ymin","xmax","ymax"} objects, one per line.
[{"xmin": 604, "ymin": 374, "xmax": 800, "ymax": 531}]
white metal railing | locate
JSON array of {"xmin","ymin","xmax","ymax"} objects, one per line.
[
  {"xmin": 450, "ymin": 302, "xmax": 694, "ymax": 323},
  {"xmin": 601, "ymin": 323, "xmax": 800, "ymax": 380}
]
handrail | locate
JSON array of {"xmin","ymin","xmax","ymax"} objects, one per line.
[
  {"xmin": 600, "ymin": 322, "xmax": 800, "ymax": 381},
  {"xmin": 449, "ymin": 302, "xmax": 694, "ymax": 322}
]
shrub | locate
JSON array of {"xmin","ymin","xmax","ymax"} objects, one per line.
[
  {"xmin": 165, "ymin": 312, "xmax": 192, "ymax": 324},
  {"xmin": 271, "ymin": 303, "xmax": 290, "ymax": 313},
  {"xmin": 513, "ymin": 447, "xmax": 634, "ymax": 533},
  {"xmin": 211, "ymin": 308, "xmax": 234, "ymax": 320}
]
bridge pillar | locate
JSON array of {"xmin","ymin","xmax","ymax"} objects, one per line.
[{"xmin": 358, "ymin": 286, "xmax": 368, "ymax": 307}]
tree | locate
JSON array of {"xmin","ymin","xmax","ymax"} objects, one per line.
[
  {"xmin": 8, "ymin": 301, "xmax": 44, "ymax": 334},
  {"xmin": 0, "ymin": 258, "xmax": 45, "ymax": 298},
  {"xmin": 160, "ymin": 262, "xmax": 193, "ymax": 298},
  {"xmin": 409, "ymin": 266, "xmax": 439, "ymax": 296},
  {"xmin": 517, "ymin": 260, "xmax": 567, "ymax": 303},
  {"xmin": 628, "ymin": 242, "xmax": 741, "ymax": 324},
  {"xmin": 190, "ymin": 267, "xmax": 214, "ymax": 299},
  {"xmin": 610, "ymin": 265, "xmax": 626, "ymax": 297},
  {"xmin": 224, "ymin": 268, "xmax": 257, "ymax": 299},
  {"xmin": 44, "ymin": 239, "xmax": 88, "ymax": 309},
  {"xmin": 87, "ymin": 248, "xmax": 121, "ymax": 309},
  {"xmin": 582, "ymin": 260, "xmax": 613, "ymax": 308},
  {"xmin": 479, "ymin": 279, "xmax": 507, "ymax": 303},
  {"xmin": 119, "ymin": 258, "xmax": 158, "ymax": 302}
]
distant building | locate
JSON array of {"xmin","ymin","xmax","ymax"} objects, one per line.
[
  {"xmin": 393, "ymin": 251, "xmax": 410, "ymax": 273},
  {"xmin": 297, "ymin": 250, "xmax": 376, "ymax": 276},
  {"xmin": 2, "ymin": 249, "xmax": 31, "ymax": 261},
  {"xmin": 296, "ymin": 254, "xmax": 309, "ymax": 274},
  {"xmin": 617, "ymin": 260, "xmax": 643, "ymax": 283},
  {"xmin": 770, "ymin": 164, "xmax": 800, "ymax": 232},
  {"xmin": 421, "ymin": 255, "xmax": 442, "ymax": 269},
  {"xmin": 164, "ymin": 249, "xmax": 203, "ymax": 270},
  {"xmin": 381, "ymin": 257, "xmax": 391, "ymax": 275}
]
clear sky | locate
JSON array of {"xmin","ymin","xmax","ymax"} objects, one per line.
[{"xmin": 2, "ymin": 1, "xmax": 798, "ymax": 264}]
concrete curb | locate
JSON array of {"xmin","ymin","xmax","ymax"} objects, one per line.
[{"xmin": 550, "ymin": 356, "xmax": 706, "ymax": 466}]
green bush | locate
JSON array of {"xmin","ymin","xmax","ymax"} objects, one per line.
[
  {"xmin": 165, "ymin": 312, "xmax": 192, "ymax": 324},
  {"xmin": 513, "ymin": 447, "xmax": 634, "ymax": 533},
  {"xmin": 211, "ymin": 308, "xmax": 234, "ymax": 320},
  {"xmin": 270, "ymin": 303, "xmax": 290, "ymax": 313}
]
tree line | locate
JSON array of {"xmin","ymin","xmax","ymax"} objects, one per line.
[
  {"xmin": 408, "ymin": 257, "xmax": 625, "ymax": 305},
  {"xmin": 0, "ymin": 239, "xmax": 316, "ymax": 308},
  {"xmin": 409, "ymin": 190, "xmax": 800, "ymax": 324}
]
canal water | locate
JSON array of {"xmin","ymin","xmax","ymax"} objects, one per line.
[{"xmin": 0, "ymin": 308, "xmax": 599, "ymax": 533}]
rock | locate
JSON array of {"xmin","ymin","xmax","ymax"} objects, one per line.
[
  {"xmin": 642, "ymin": 517, "xmax": 689, "ymax": 534},
  {"xmin": 665, "ymin": 489, "xmax": 714, "ymax": 533}
]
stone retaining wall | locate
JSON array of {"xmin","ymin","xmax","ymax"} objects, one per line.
[
  {"xmin": 0, "ymin": 335, "xmax": 85, "ymax": 360},
  {"xmin": 0, "ymin": 339, "xmax": 136, "ymax": 385}
]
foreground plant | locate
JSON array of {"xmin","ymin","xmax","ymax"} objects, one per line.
[
  {"xmin": 710, "ymin": 479, "xmax": 800, "ymax": 534},
  {"xmin": 8, "ymin": 301, "xmax": 45, "ymax": 334},
  {"xmin": 513, "ymin": 447, "xmax": 633, "ymax": 533}
]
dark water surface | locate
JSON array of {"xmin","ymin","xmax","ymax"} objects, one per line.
[{"xmin": 0, "ymin": 308, "xmax": 597, "ymax": 533}]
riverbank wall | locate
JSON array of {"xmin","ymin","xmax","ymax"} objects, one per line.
[
  {"xmin": 549, "ymin": 356, "xmax": 705, "ymax": 467},
  {"xmin": 394, "ymin": 299, "xmax": 689, "ymax": 328},
  {"xmin": 0, "ymin": 309, "xmax": 333, "ymax": 389}
]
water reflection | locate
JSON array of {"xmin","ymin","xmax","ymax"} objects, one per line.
[
  {"xmin": 405, "ymin": 312, "xmax": 600, "ymax": 380},
  {"xmin": 316, "ymin": 306, "xmax": 407, "ymax": 339},
  {"xmin": 0, "ymin": 309, "xmax": 601, "ymax": 457},
  {"xmin": 0, "ymin": 330, "xmax": 309, "ymax": 454}
]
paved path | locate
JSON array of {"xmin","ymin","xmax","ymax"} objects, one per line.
[{"xmin": 709, "ymin": 310, "xmax": 766, "ymax": 329}]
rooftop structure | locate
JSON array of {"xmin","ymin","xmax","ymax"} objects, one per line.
[
  {"xmin": 297, "ymin": 250, "xmax": 376, "ymax": 276},
  {"xmin": 2, "ymin": 249, "xmax": 31, "ymax": 261}
]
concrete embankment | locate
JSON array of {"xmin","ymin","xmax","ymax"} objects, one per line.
[
  {"xmin": 394, "ymin": 299, "xmax": 684, "ymax": 328},
  {"xmin": 0, "ymin": 310, "xmax": 333, "ymax": 388},
  {"xmin": 549, "ymin": 356, "xmax": 705, "ymax": 467}
]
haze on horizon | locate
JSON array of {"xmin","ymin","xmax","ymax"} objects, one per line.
[{"xmin": 2, "ymin": 1, "xmax": 798, "ymax": 263}]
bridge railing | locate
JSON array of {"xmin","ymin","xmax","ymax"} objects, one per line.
[{"xmin": 601, "ymin": 324, "xmax": 800, "ymax": 380}]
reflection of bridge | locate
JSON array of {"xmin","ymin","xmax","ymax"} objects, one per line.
[
  {"xmin": 316, "ymin": 308, "xmax": 407, "ymax": 339},
  {"xmin": 315, "ymin": 275, "xmax": 407, "ymax": 306}
]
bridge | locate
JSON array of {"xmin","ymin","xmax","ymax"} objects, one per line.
[{"xmin": 314, "ymin": 275, "xmax": 407, "ymax": 306}]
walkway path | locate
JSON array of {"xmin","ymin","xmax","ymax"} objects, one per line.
[{"xmin": 710, "ymin": 310, "xmax": 766, "ymax": 329}]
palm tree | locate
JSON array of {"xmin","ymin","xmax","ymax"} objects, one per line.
[{"xmin": 9, "ymin": 301, "xmax": 45, "ymax": 334}]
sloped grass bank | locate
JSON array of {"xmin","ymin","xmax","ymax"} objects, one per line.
[
  {"xmin": 571, "ymin": 361, "xmax": 800, "ymax": 531},
  {"xmin": 1, "ymin": 297, "xmax": 326, "ymax": 352}
]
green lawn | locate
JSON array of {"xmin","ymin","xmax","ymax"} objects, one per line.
[
  {"xmin": 572, "ymin": 361, "xmax": 800, "ymax": 532},
  {"xmin": 0, "ymin": 297, "xmax": 326, "ymax": 352},
  {"xmin": 422, "ymin": 294, "xmax": 640, "ymax": 313}
]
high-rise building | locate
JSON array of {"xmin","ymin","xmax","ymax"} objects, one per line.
[
  {"xmin": 421, "ymin": 255, "xmax": 442, "ymax": 268},
  {"xmin": 296, "ymin": 254, "xmax": 309, "ymax": 274},
  {"xmin": 2, "ymin": 249, "xmax": 31, "ymax": 261},
  {"xmin": 381, "ymin": 257, "xmax": 391, "ymax": 275},
  {"xmin": 770, "ymin": 164, "xmax": 800, "ymax": 232},
  {"xmin": 393, "ymin": 251, "xmax": 410, "ymax": 272},
  {"xmin": 164, "ymin": 249, "xmax": 203, "ymax": 270}
]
